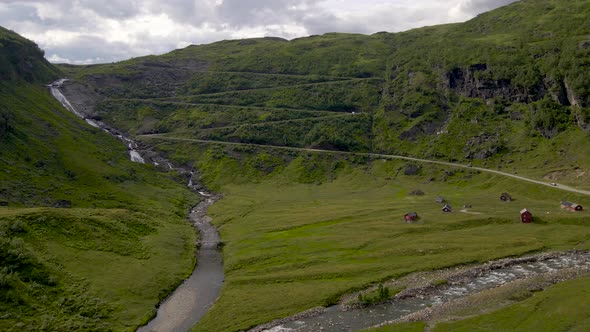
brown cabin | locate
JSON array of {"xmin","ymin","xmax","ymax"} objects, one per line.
[
  {"xmin": 520, "ymin": 208, "xmax": 533, "ymax": 223},
  {"xmin": 500, "ymin": 192, "xmax": 512, "ymax": 202},
  {"xmin": 442, "ymin": 204, "xmax": 452, "ymax": 213},
  {"xmin": 404, "ymin": 212, "xmax": 418, "ymax": 222},
  {"xmin": 561, "ymin": 201, "xmax": 583, "ymax": 212}
]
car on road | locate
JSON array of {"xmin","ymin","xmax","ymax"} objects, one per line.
[{"xmin": 551, "ymin": 182, "xmax": 558, "ymax": 186}]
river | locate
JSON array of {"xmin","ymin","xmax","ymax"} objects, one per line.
[
  {"xmin": 49, "ymin": 79, "xmax": 224, "ymax": 332},
  {"xmin": 256, "ymin": 251, "xmax": 590, "ymax": 332}
]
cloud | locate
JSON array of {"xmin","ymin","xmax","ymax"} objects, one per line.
[
  {"xmin": 0, "ymin": 0, "xmax": 517, "ymax": 64},
  {"xmin": 455, "ymin": 0, "xmax": 517, "ymax": 15}
]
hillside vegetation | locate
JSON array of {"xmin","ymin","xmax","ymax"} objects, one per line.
[
  {"xmin": 0, "ymin": 29, "xmax": 198, "ymax": 331},
  {"xmin": 60, "ymin": 0, "xmax": 590, "ymax": 186},
  {"xmin": 139, "ymin": 138, "xmax": 590, "ymax": 332},
  {"xmin": 0, "ymin": 0, "xmax": 590, "ymax": 331},
  {"xmin": 20, "ymin": 0, "xmax": 590, "ymax": 330}
]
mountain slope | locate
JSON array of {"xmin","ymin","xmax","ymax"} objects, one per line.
[
  {"xmin": 46, "ymin": 1, "xmax": 590, "ymax": 331},
  {"xmin": 0, "ymin": 26, "xmax": 60, "ymax": 82},
  {"xmin": 0, "ymin": 29, "xmax": 198, "ymax": 331},
  {"xmin": 59, "ymin": 0, "xmax": 590, "ymax": 188},
  {"xmin": 376, "ymin": 0, "xmax": 590, "ymax": 161}
]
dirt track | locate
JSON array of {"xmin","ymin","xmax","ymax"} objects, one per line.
[{"xmin": 140, "ymin": 135, "xmax": 590, "ymax": 197}]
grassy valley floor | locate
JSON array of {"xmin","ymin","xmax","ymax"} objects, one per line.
[{"xmin": 186, "ymin": 155, "xmax": 590, "ymax": 331}]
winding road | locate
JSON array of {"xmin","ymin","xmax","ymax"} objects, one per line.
[{"xmin": 139, "ymin": 134, "xmax": 590, "ymax": 197}]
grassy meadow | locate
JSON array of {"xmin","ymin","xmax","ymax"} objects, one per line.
[{"xmin": 145, "ymin": 142, "xmax": 590, "ymax": 331}]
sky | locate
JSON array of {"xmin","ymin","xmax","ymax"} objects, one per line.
[{"xmin": 0, "ymin": 0, "xmax": 517, "ymax": 64}]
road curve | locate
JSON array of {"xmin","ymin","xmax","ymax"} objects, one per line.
[{"xmin": 139, "ymin": 135, "xmax": 590, "ymax": 197}]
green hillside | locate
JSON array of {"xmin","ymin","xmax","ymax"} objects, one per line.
[
  {"xmin": 2, "ymin": 0, "xmax": 588, "ymax": 331},
  {"xmin": 0, "ymin": 29, "xmax": 198, "ymax": 331},
  {"xmin": 0, "ymin": 27, "xmax": 60, "ymax": 82},
  {"xmin": 59, "ymin": 0, "xmax": 590, "ymax": 187}
]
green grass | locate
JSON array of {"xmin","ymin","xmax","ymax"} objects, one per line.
[
  {"xmin": 35, "ymin": 1, "xmax": 590, "ymax": 330},
  {"xmin": 177, "ymin": 151, "xmax": 590, "ymax": 331},
  {"xmin": 0, "ymin": 81, "xmax": 199, "ymax": 331},
  {"xmin": 432, "ymin": 277, "xmax": 590, "ymax": 332}
]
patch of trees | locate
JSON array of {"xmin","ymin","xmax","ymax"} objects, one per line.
[
  {"xmin": 529, "ymin": 97, "xmax": 571, "ymax": 138},
  {"xmin": 0, "ymin": 108, "xmax": 14, "ymax": 139}
]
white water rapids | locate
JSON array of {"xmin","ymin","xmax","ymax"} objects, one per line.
[{"xmin": 49, "ymin": 79, "xmax": 145, "ymax": 164}]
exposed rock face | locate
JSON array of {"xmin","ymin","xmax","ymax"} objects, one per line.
[
  {"xmin": 59, "ymin": 59, "xmax": 210, "ymax": 118},
  {"xmin": 464, "ymin": 133, "xmax": 502, "ymax": 160},
  {"xmin": 564, "ymin": 78, "xmax": 582, "ymax": 107},
  {"xmin": 59, "ymin": 80, "xmax": 102, "ymax": 117},
  {"xmin": 404, "ymin": 164, "xmax": 421, "ymax": 175},
  {"xmin": 399, "ymin": 115, "xmax": 447, "ymax": 141},
  {"xmin": 53, "ymin": 199, "xmax": 72, "ymax": 208},
  {"xmin": 574, "ymin": 109, "xmax": 590, "ymax": 133},
  {"xmin": 543, "ymin": 77, "xmax": 570, "ymax": 106},
  {"xmin": 446, "ymin": 63, "xmax": 544, "ymax": 103}
]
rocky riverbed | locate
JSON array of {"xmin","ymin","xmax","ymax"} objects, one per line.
[
  {"xmin": 137, "ymin": 195, "xmax": 224, "ymax": 332},
  {"xmin": 252, "ymin": 251, "xmax": 590, "ymax": 332}
]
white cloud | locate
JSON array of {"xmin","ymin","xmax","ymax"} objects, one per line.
[{"xmin": 0, "ymin": 0, "xmax": 517, "ymax": 64}]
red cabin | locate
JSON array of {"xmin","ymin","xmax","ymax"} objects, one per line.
[
  {"xmin": 520, "ymin": 208, "xmax": 533, "ymax": 223},
  {"xmin": 404, "ymin": 212, "xmax": 418, "ymax": 222}
]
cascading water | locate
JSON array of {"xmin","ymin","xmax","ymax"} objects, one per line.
[
  {"xmin": 50, "ymin": 78, "xmax": 225, "ymax": 332},
  {"xmin": 49, "ymin": 79, "xmax": 145, "ymax": 164}
]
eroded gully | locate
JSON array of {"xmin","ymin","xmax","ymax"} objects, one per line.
[{"xmin": 50, "ymin": 79, "xmax": 224, "ymax": 332}]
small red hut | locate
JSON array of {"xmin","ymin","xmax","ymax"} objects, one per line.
[
  {"xmin": 520, "ymin": 208, "xmax": 533, "ymax": 223},
  {"xmin": 404, "ymin": 212, "xmax": 418, "ymax": 222}
]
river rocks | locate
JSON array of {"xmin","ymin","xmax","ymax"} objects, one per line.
[{"xmin": 249, "ymin": 307, "xmax": 327, "ymax": 332}]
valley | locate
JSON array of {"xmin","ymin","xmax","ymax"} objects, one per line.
[{"xmin": 2, "ymin": 0, "xmax": 590, "ymax": 331}]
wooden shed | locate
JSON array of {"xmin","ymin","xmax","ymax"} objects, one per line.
[
  {"xmin": 520, "ymin": 209, "xmax": 533, "ymax": 223},
  {"xmin": 404, "ymin": 212, "xmax": 418, "ymax": 223},
  {"xmin": 442, "ymin": 204, "xmax": 452, "ymax": 213},
  {"xmin": 500, "ymin": 192, "xmax": 512, "ymax": 202},
  {"xmin": 561, "ymin": 201, "xmax": 584, "ymax": 212}
]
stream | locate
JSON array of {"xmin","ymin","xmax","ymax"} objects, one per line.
[
  {"xmin": 138, "ymin": 196, "xmax": 224, "ymax": 332},
  {"xmin": 258, "ymin": 251, "xmax": 590, "ymax": 332},
  {"xmin": 50, "ymin": 80, "xmax": 589, "ymax": 331},
  {"xmin": 49, "ymin": 79, "xmax": 224, "ymax": 332}
]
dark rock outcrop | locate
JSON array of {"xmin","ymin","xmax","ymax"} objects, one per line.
[
  {"xmin": 53, "ymin": 199, "xmax": 72, "ymax": 208},
  {"xmin": 446, "ymin": 63, "xmax": 543, "ymax": 103},
  {"xmin": 404, "ymin": 164, "xmax": 421, "ymax": 176},
  {"xmin": 464, "ymin": 133, "xmax": 503, "ymax": 160}
]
